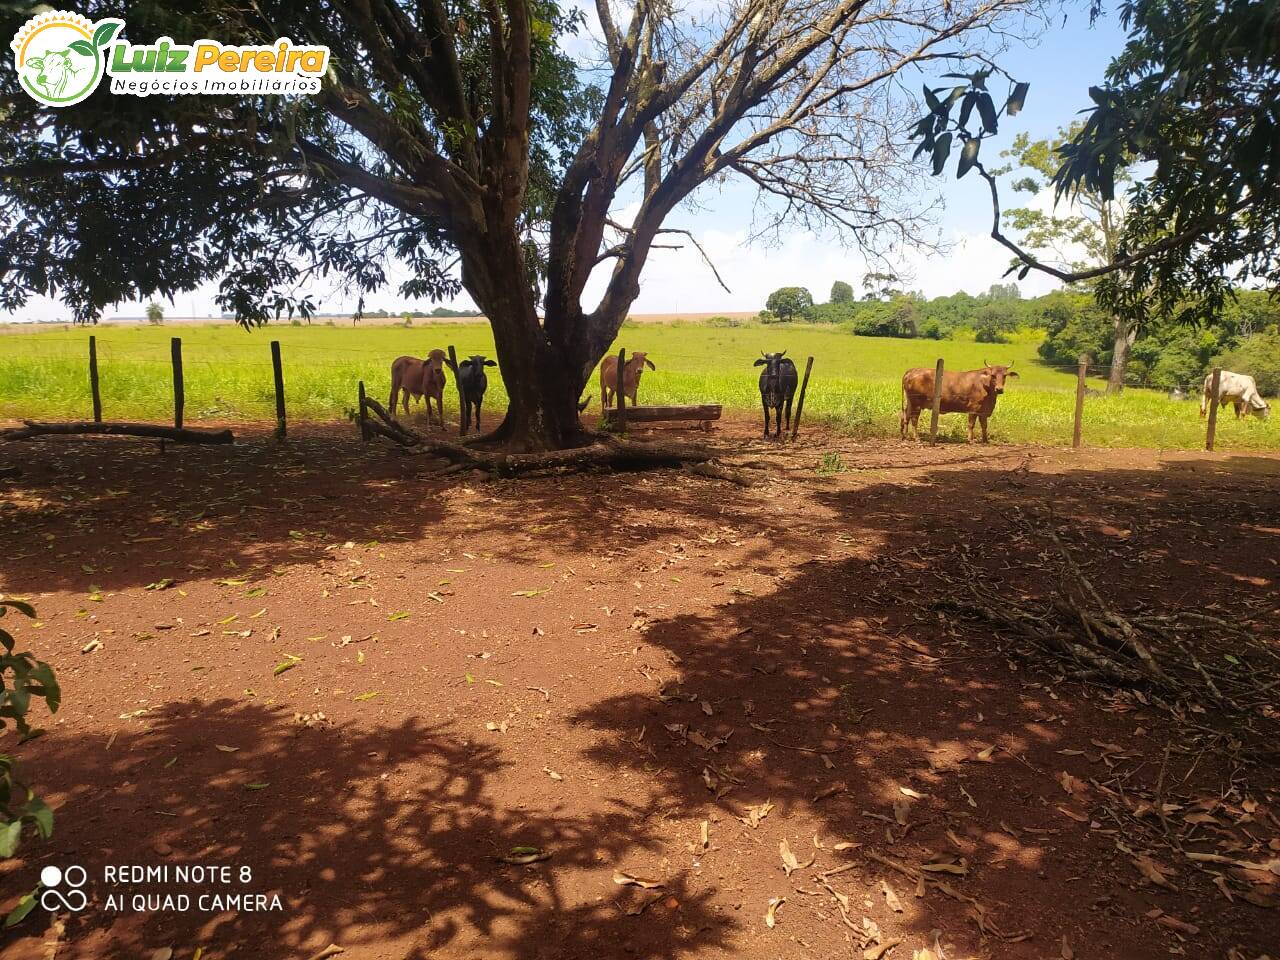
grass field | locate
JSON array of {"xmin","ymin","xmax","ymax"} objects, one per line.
[{"xmin": 2, "ymin": 320, "xmax": 1277, "ymax": 450}]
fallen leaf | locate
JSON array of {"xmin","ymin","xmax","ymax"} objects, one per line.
[
  {"xmin": 613, "ymin": 870, "xmax": 664, "ymax": 889},
  {"xmin": 543, "ymin": 766, "xmax": 563, "ymax": 782},
  {"xmin": 499, "ymin": 846, "xmax": 550, "ymax": 865},
  {"xmin": 881, "ymin": 880, "xmax": 903, "ymax": 913},
  {"xmin": 214, "ymin": 744, "xmax": 239, "ymax": 753},
  {"xmin": 764, "ymin": 896, "xmax": 785, "ymax": 929},
  {"xmin": 864, "ymin": 938, "xmax": 902, "ymax": 959}
]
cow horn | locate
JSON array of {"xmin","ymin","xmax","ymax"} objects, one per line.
[
  {"xmin": 1007, "ymin": 360, "xmax": 1015, "ymax": 368},
  {"xmin": 779, "ymin": 350, "xmax": 787, "ymax": 358},
  {"xmin": 982, "ymin": 358, "xmax": 989, "ymax": 367}
]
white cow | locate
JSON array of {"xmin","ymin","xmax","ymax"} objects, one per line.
[{"xmin": 1201, "ymin": 371, "xmax": 1271, "ymax": 420}]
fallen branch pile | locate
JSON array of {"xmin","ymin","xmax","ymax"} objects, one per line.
[
  {"xmin": 938, "ymin": 515, "xmax": 1279, "ymax": 741},
  {"xmin": 358, "ymin": 394, "xmax": 766, "ymax": 483}
]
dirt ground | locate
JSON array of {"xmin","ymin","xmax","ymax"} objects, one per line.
[{"xmin": 0, "ymin": 414, "xmax": 1277, "ymax": 960}]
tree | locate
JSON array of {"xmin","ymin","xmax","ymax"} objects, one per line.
[
  {"xmin": 861, "ymin": 271, "xmax": 903, "ymax": 301},
  {"xmin": 998, "ymin": 126, "xmax": 1137, "ymax": 392},
  {"xmin": 830, "ymin": 280, "xmax": 854, "ymax": 304},
  {"xmin": 911, "ymin": 2, "xmax": 1280, "ymax": 335},
  {"xmin": 2, "ymin": 0, "xmax": 1033, "ymax": 456},
  {"xmin": 765, "ymin": 287, "xmax": 814, "ymax": 320},
  {"xmin": 145, "ymin": 301, "xmax": 164, "ymax": 325}
]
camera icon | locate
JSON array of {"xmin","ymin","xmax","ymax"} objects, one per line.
[{"xmin": 39, "ymin": 865, "xmax": 88, "ymax": 912}]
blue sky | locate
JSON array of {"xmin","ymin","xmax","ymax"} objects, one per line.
[{"xmin": 8, "ymin": 4, "xmax": 1130, "ymax": 322}]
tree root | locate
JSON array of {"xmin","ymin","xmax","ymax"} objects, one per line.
[
  {"xmin": 1, "ymin": 420, "xmax": 234, "ymax": 444},
  {"xmin": 360, "ymin": 394, "xmax": 762, "ymax": 481}
]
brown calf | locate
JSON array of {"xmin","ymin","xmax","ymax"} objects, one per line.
[
  {"xmin": 599, "ymin": 351, "xmax": 656, "ymax": 411},
  {"xmin": 389, "ymin": 349, "xmax": 448, "ymax": 426},
  {"xmin": 900, "ymin": 362, "xmax": 1018, "ymax": 443}
]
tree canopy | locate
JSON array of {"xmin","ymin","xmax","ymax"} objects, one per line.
[
  {"xmin": 2, "ymin": 0, "xmax": 1041, "ymax": 452},
  {"xmin": 911, "ymin": 0, "xmax": 1280, "ymax": 328}
]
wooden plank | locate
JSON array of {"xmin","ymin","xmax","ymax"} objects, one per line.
[
  {"xmin": 88, "ymin": 335, "xmax": 102, "ymax": 423},
  {"xmin": 171, "ymin": 337, "xmax": 184, "ymax": 429},
  {"xmin": 603, "ymin": 405, "xmax": 721, "ymax": 423},
  {"xmin": 271, "ymin": 340, "xmax": 286, "ymax": 440},
  {"xmin": 1072, "ymin": 354, "xmax": 1088, "ymax": 449},
  {"xmin": 790, "ymin": 356, "xmax": 814, "ymax": 441},
  {"xmin": 1205, "ymin": 367, "xmax": 1222, "ymax": 452},
  {"xmin": 928, "ymin": 358, "xmax": 944, "ymax": 442}
]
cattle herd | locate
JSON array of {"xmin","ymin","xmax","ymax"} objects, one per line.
[{"xmin": 387, "ymin": 349, "xmax": 1270, "ymax": 440}]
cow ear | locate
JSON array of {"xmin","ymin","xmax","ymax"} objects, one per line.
[
  {"xmin": 1007, "ymin": 370, "xmax": 1019, "ymax": 377},
  {"xmin": 459, "ymin": 359, "xmax": 472, "ymax": 368},
  {"xmin": 753, "ymin": 358, "xmax": 766, "ymax": 366},
  {"xmin": 644, "ymin": 358, "xmax": 656, "ymax": 370},
  {"xmin": 27, "ymin": 57, "xmax": 43, "ymax": 68},
  {"xmin": 484, "ymin": 359, "xmax": 496, "ymax": 367}
]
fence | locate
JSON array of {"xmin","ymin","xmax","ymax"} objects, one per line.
[{"xmin": 0, "ymin": 330, "xmax": 1274, "ymax": 452}]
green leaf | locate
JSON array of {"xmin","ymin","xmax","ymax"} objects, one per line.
[
  {"xmin": 68, "ymin": 39, "xmax": 94, "ymax": 57},
  {"xmin": 23, "ymin": 796, "xmax": 52, "ymax": 839},
  {"xmin": 930, "ymin": 132, "xmax": 952, "ymax": 176},
  {"xmin": 975, "ymin": 92, "xmax": 998, "ymax": 134},
  {"xmin": 273, "ymin": 655, "xmax": 302, "ymax": 676},
  {"xmin": 0, "ymin": 820, "xmax": 22, "ymax": 857},
  {"xmin": 957, "ymin": 138, "xmax": 981, "ymax": 179},
  {"xmin": 387, "ymin": 610, "xmax": 411, "ymax": 621},
  {"xmin": 353, "ymin": 691, "xmax": 380, "ymax": 702},
  {"xmin": 4, "ymin": 889, "xmax": 38, "ymax": 928},
  {"xmin": 243, "ymin": 782, "xmax": 269, "ymax": 791},
  {"xmin": 92, "ymin": 20, "xmax": 122, "ymax": 49},
  {"xmin": 921, "ymin": 84, "xmax": 942, "ymax": 113},
  {"xmin": 1006, "ymin": 81, "xmax": 1030, "ymax": 116},
  {"xmin": 1, "ymin": 601, "xmax": 35, "ymax": 619}
]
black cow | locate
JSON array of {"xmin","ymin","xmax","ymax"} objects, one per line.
[
  {"xmin": 457, "ymin": 355, "xmax": 497, "ymax": 435},
  {"xmin": 754, "ymin": 351, "xmax": 798, "ymax": 437}
]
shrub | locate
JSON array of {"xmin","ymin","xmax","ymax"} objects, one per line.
[
  {"xmin": 145, "ymin": 301, "xmax": 164, "ymax": 325},
  {"xmin": 1217, "ymin": 331, "xmax": 1280, "ymax": 395},
  {"xmin": 975, "ymin": 324, "xmax": 1009, "ymax": 344},
  {"xmin": 1, "ymin": 600, "xmax": 60, "ymax": 927},
  {"xmin": 706, "ymin": 315, "xmax": 741, "ymax": 328},
  {"xmin": 756, "ymin": 309, "xmax": 781, "ymax": 324}
]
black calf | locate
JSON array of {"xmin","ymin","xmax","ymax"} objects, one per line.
[
  {"xmin": 457, "ymin": 355, "xmax": 497, "ymax": 435},
  {"xmin": 753, "ymin": 351, "xmax": 798, "ymax": 438}
]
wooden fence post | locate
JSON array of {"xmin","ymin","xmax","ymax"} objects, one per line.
[
  {"xmin": 447, "ymin": 345, "xmax": 463, "ymax": 436},
  {"xmin": 615, "ymin": 348, "xmax": 627, "ymax": 433},
  {"xmin": 88, "ymin": 335, "xmax": 102, "ymax": 423},
  {"xmin": 928, "ymin": 358, "xmax": 945, "ymax": 443},
  {"xmin": 790, "ymin": 356, "xmax": 814, "ymax": 441},
  {"xmin": 357, "ymin": 381, "xmax": 370, "ymax": 441},
  {"xmin": 1205, "ymin": 367, "xmax": 1222, "ymax": 452},
  {"xmin": 170, "ymin": 337, "xmax": 184, "ymax": 429},
  {"xmin": 1072, "ymin": 354, "xmax": 1089, "ymax": 449},
  {"xmin": 271, "ymin": 340, "xmax": 286, "ymax": 440}
]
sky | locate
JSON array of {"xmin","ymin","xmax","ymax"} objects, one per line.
[{"xmin": 7, "ymin": 3, "xmax": 1130, "ymax": 322}]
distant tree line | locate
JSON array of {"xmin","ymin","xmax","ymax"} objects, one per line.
[{"xmin": 760, "ymin": 283, "xmax": 1280, "ymax": 393}]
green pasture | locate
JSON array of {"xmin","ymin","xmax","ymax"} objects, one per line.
[{"xmin": 1, "ymin": 320, "xmax": 1276, "ymax": 450}]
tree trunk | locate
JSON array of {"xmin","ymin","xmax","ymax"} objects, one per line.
[
  {"xmin": 460, "ymin": 231, "xmax": 592, "ymax": 453},
  {"xmin": 1107, "ymin": 317, "xmax": 1136, "ymax": 395}
]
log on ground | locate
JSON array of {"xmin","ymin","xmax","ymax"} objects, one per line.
[{"xmin": 2, "ymin": 421, "xmax": 234, "ymax": 444}]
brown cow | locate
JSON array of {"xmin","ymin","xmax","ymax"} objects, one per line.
[
  {"xmin": 389, "ymin": 349, "xmax": 448, "ymax": 426},
  {"xmin": 900, "ymin": 362, "xmax": 1018, "ymax": 443},
  {"xmin": 599, "ymin": 351, "xmax": 656, "ymax": 411}
]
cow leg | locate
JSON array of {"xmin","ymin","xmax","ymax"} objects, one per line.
[
  {"xmin": 475, "ymin": 399, "xmax": 482, "ymax": 431},
  {"xmin": 967, "ymin": 414, "xmax": 977, "ymax": 443},
  {"xmin": 784, "ymin": 395, "xmax": 794, "ymax": 432},
  {"xmin": 761, "ymin": 399, "xmax": 771, "ymax": 437},
  {"xmin": 389, "ymin": 383, "xmax": 399, "ymax": 420},
  {"xmin": 910, "ymin": 406, "xmax": 922, "ymax": 440},
  {"xmin": 774, "ymin": 405, "xmax": 782, "ymax": 437},
  {"xmin": 980, "ymin": 415, "xmax": 989, "ymax": 443}
]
